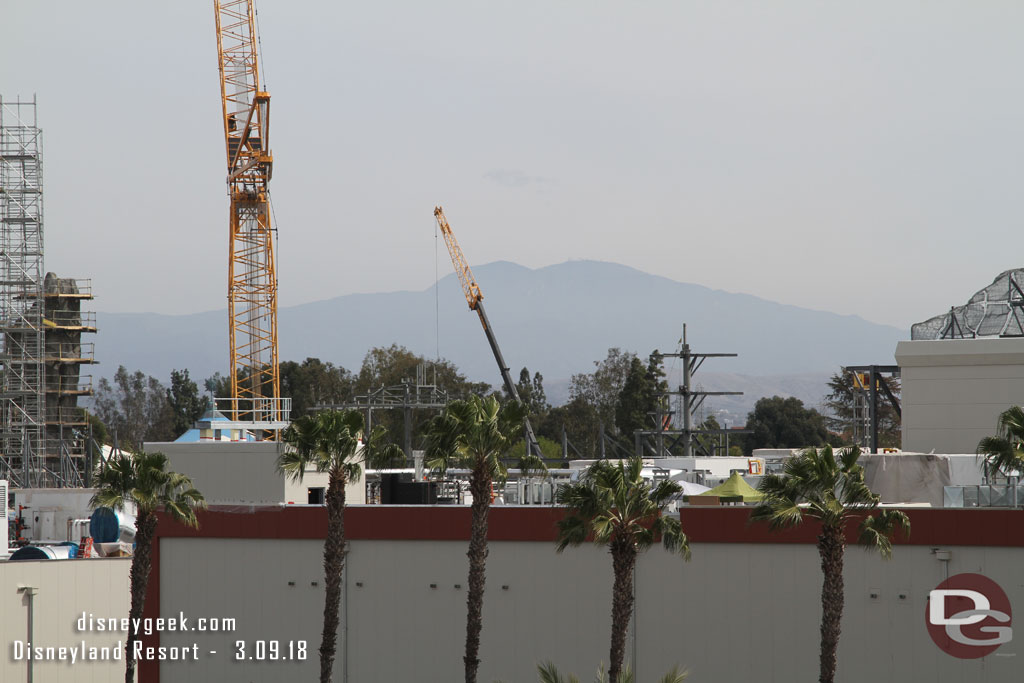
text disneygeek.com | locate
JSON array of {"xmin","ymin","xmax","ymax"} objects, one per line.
[{"xmin": 8, "ymin": 612, "xmax": 307, "ymax": 663}]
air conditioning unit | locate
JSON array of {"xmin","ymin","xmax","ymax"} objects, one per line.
[{"xmin": 0, "ymin": 480, "xmax": 8, "ymax": 555}]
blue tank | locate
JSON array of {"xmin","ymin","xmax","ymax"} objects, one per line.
[
  {"xmin": 9, "ymin": 543, "xmax": 79, "ymax": 561},
  {"xmin": 89, "ymin": 507, "xmax": 136, "ymax": 543}
]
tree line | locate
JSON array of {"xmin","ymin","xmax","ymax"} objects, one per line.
[{"xmin": 91, "ymin": 345, "xmax": 900, "ymax": 455}]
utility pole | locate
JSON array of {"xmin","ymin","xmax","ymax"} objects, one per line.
[{"xmin": 634, "ymin": 325, "xmax": 751, "ymax": 457}]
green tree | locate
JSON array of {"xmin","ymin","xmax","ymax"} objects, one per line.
[
  {"xmin": 203, "ymin": 371, "xmax": 230, "ymax": 398},
  {"xmin": 355, "ymin": 344, "xmax": 490, "ymax": 397},
  {"xmin": 279, "ymin": 357, "xmax": 355, "ymax": 418},
  {"xmin": 94, "ymin": 366, "xmax": 175, "ymax": 448},
  {"xmin": 615, "ymin": 353, "xmax": 667, "ymax": 440},
  {"xmin": 356, "ymin": 345, "xmax": 492, "ymax": 450},
  {"xmin": 167, "ymin": 369, "xmax": 209, "ymax": 438},
  {"xmin": 824, "ymin": 370, "xmax": 900, "ymax": 448},
  {"xmin": 742, "ymin": 396, "xmax": 832, "ymax": 456},
  {"xmin": 752, "ymin": 445, "xmax": 909, "ymax": 683},
  {"xmin": 503, "ymin": 435, "xmax": 563, "ymax": 461},
  {"xmin": 279, "ymin": 409, "xmax": 401, "ymax": 683},
  {"xmin": 976, "ymin": 405, "xmax": 1024, "ymax": 483},
  {"xmin": 693, "ymin": 415, "xmax": 722, "ymax": 456},
  {"xmin": 90, "ymin": 451, "xmax": 205, "ymax": 683},
  {"xmin": 424, "ymin": 395, "xmax": 527, "ymax": 683},
  {"xmin": 538, "ymin": 396, "xmax": 602, "ymax": 458},
  {"xmin": 516, "ymin": 367, "xmax": 550, "ymax": 416},
  {"xmin": 570, "ymin": 348, "xmax": 637, "ymax": 434},
  {"xmin": 556, "ymin": 457, "xmax": 689, "ymax": 682}
]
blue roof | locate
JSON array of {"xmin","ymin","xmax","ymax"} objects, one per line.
[{"xmin": 174, "ymin": 428, "xmax": 202, "ymax": 443}]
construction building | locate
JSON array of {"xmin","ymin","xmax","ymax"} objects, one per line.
[{"xmin": 0, "ymin": 98, "xmax": 96, "ymax": 487}]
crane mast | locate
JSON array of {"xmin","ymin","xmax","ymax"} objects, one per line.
[
  {"xmin": 433, "ymin": 207, "xmax": 543, "ymax": 458},
  {"xmin": 214, "ymin": 0, "xmax": 280, "ymax": 421}
]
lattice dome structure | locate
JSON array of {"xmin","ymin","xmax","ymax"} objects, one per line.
[{"xmin": 912, "ymin": 269, "xmax": 1024, "ymax": 340}]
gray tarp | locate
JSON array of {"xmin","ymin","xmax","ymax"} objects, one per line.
[{"xmin": 860, "ymin": 454, "xmax": 984, "ymax": 507}]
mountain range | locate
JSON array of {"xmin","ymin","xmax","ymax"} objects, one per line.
[{"xmin": 94, "ymin": 260, "xmax": 907, "ymax": 420}]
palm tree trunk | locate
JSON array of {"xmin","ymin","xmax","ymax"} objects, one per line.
[
  {"xmin": 817, "ymin": 524, "xmax": 845, "ymax": 683},
  {"xmin": 124, "ymin": 510, "xmax": 158, "ymax": 683},
  {"xmin": 319, "ymin": 472, "xmax": 347, "ymax": 683},
  {"xmin": 609, "ymin": 539, "xmax": 637, "ymax": 683},
  {"xmin": 464, "ymin": 466, "xmax": 492, "ymax": 683}
]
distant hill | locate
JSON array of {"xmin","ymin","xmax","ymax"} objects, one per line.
[{"xmin": 95, "ymin": 260, "xmax": 906, "ymax": 415}]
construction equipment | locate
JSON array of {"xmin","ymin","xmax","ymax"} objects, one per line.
[
  {"xmin": 214, "ymin": 0, "xmax": 280, "ymax": 421},
  {"xmin": 433, "ymin": 207, "xmax": 543, "ymax": 458}
]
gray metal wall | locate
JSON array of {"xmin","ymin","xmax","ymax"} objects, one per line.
[
  {"xmin": 898, "ymin": 337, "xmax": 1024, "ymax": 454},
  {"xmin": 0, "ymin": 558, "xmax": 132, "ymax": 683},
  {"xmin": 153, "ymin": 441, "xmax": 365, "ymax": 506},
  {"xmin": 157, "ymin": 537, "xmax": 1022, "ymax": 682}
]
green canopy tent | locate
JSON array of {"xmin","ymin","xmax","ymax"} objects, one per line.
[{"xmin": 695, "ymin": 472, "xmax": 763, "ymax": 503}]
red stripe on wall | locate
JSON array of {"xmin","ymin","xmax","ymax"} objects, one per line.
[
  {"xmin": 151, "ymin": 505, "xmax": 1024, "ymax": 546},
  {"xmin": 139, "ymin": 504, "xmax": 1024, "ymax": 683}
]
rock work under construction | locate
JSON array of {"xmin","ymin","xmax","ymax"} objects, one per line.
[{"xmin": 912, "ymin": 269, "xmax": 1024, "ymax": 340}]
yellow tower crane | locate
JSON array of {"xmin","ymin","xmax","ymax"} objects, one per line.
[
  {"xmin": 434, "ymin": 207, "xmax": 543, "ymax": 458},
  {"xmin": 214, "ymin": 0, "xmax": 280, "ymax": 421}
]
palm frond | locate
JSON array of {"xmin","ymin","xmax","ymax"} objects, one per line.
[
  {"xmin": 556, "ymin": 456, "xmax": 689, "ymax": 560},
  {"xmin": 657, "ymin": 515, "xmax": 691, "ymax": 560},
  {"xmin": 517, "ymin": 453, "xmax": 549, "ymax": 479},
  {"xmin": 276, "ymin": 447, "xmax": 309, "ymax": 482},
  {"xmin": 90, "ymin": 449, "xmax": 206, "ymax": 525},
  {"xmin": 858, "ymin": 509, "xmax": 910, "ymax": 559},
  {"xmin": 537, "ymin": 661, "xmax": 580, "ymax": 683},
  {"xmin": 656, "ymin": 666, "xmax": 689, "ymax": 683}
]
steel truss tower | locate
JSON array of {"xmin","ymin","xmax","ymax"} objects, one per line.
[
  {"xmin": 215, "ymin": 0, "xmax": 280, "ymax": 422},
  {"xmin": 0, "ymin": 97, "xmax": 46, "ymax": 487}
]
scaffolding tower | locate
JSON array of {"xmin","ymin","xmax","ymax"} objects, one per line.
[
  {"xmin": 0, "ymin": 97, "xmax": 46, "ymax": 487},
  {"xmin": 0, "ymin": 98, "xmax": 95, "ymax": 488}
]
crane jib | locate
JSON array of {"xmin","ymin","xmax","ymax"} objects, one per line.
[{"xmin": 433, "ymin": 206, "xmax": 543, "ymax": 459}]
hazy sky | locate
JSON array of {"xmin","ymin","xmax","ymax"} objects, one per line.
[{"xmin": 2, "ymin": 2, "xmax": 1022, "ymax": 329}]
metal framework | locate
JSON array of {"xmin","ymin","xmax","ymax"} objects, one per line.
[
  {"xmin": 319, "ymin": 376, "xmax": 450, "ymax": 458},
  {"xmin": 913, "ymin": 270, "xmax": 1024, "ymax": 340},
  {"xmin": 0, "ymin": 97, "xmax": 46, "ymax": 487},
  {"xmin": 846, "ymin": 365, "xmax": 901, "ymax": 454},
  {"xmin": 433, "ymin": 206, "xmax": 542, "ymax": 458},
  {"xmin": 215, "ymin": 0, "xmax": 280, "ymax": 421},
  {"xmin": 636, "ymin": 326, "xmax": 750, "ymax": 458}
]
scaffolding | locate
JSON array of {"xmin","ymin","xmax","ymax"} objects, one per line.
[
  {"xmin": 0, "ymin": 98, "xmax": 95, "ymax": 488},
  {"xmin": 0, "ymin": 98, "xmax": 46, "ymax": 487},
  {"xmin": 42, "ymin": 275, "xmax": 96, "ymax": 485}
]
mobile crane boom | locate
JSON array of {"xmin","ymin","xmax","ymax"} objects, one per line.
[
  {"xmin": 434, "ymin": 207, "xmax": 543, "ymax": 458},
  {"xmin": 214, "ymin": 0, "xmax": 280, "ymax": 421}
]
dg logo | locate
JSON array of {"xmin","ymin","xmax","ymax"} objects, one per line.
[{"xmin": 926, "ymin": 573, "xmax": 1013, "ymax": 659}]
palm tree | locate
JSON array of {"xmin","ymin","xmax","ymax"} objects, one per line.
[
  {"xmin": 536, "ymin": 661, "xmax": 687, "ymax": 683},
  {"xmin": 90, "ymin": 450, "xmax": 206, "ymax": 683},
  {"xmin": 977, "ymin": 406, "xmax": 1024, "ymax": 504},
  {"xmin": 279, "ymin": 409, "xmax": 402, "ymax": 683},
  {"xmin": 424, "ymin": 395, "xmax": 527, "ymax": 683},
  {"xmin": 752, "ymin": 445, "xmax": 910, "ymax": 683},
  {"xmin": 555, "ymin": 457, "xmax": 689, "ymax": 683}
]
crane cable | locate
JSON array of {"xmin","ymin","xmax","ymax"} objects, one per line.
[
  {"xmin": 254, "ymin": 2, "xmax": 268, "ymax": 91},
  {"xmin": 435, "ymin": 216, "xmax": 441, "ymax": 363}
]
